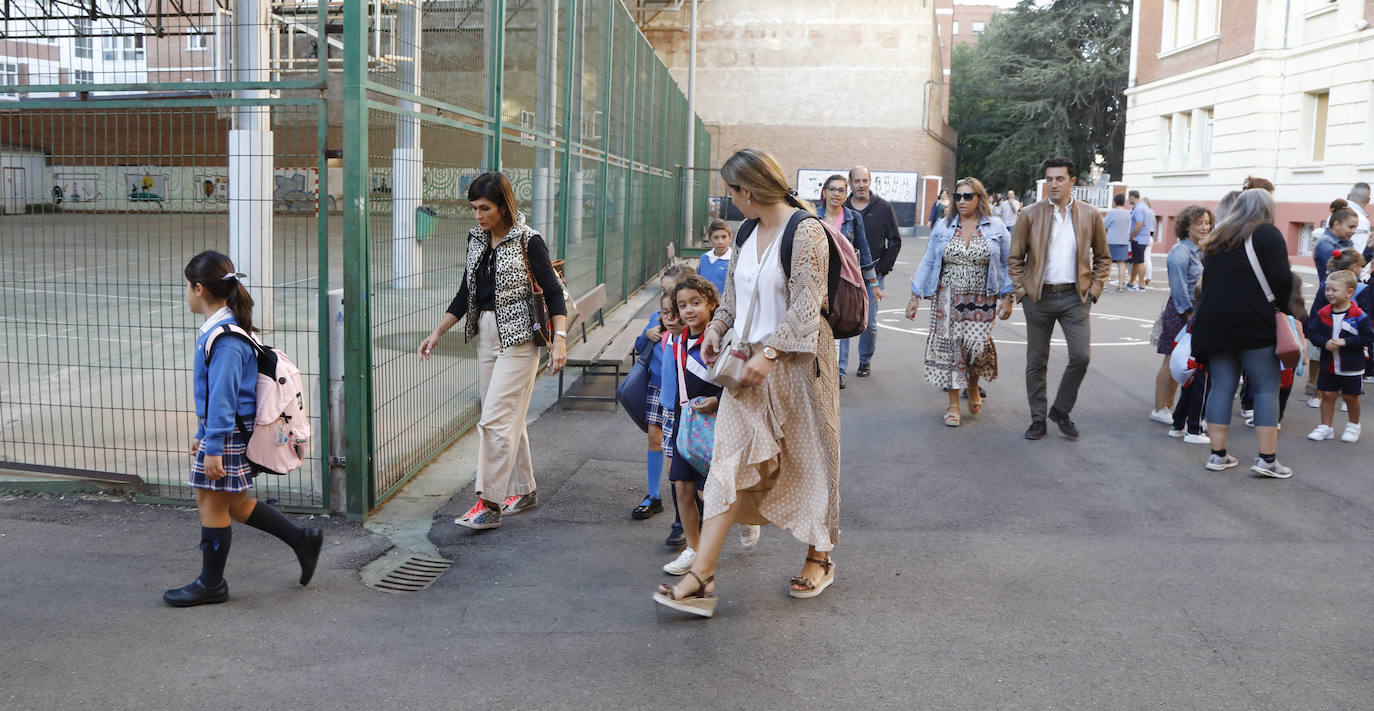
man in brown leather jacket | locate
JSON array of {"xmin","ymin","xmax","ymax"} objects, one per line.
[{"xmin": 1008, "ymin": 157, "xmax": 1111, "ymax": 441}]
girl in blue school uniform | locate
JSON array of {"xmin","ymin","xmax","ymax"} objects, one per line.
[
  {"xmin": 696, "ymin": 218, "xmax": 733, "ymax": 295},
  {"xmin": 633, "ymin": 265, "xmax": 695, "ymax": 547},
  {"xmin": 165, "ymin": 251, "xmax": 323, "ymax": 607},
  {"xmin": 658, "ymin": 274, "xmax": 725, "ymax": 577}
]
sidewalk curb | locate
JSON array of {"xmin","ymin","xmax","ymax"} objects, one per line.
[{"xmin": 360, "ymin": 282, "xmax": 662, "ymax": 580}]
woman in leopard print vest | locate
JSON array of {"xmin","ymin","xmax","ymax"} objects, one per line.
[{"xmin": 419, "ymin": 172, "xmax": 568, "ymax": 530}]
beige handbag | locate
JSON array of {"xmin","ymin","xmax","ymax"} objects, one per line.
[{"xmin": 709, "ymin": 230, "xmax": 783, "ymax": 392}]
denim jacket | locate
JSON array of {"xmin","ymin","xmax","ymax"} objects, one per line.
[
  {"xmin": 1165, "ymin": 238, "xmax": 1203, "ymax": 314},
  {"xmin": 817, "ymin": 204, "xmax": 879, "ymax": 282},
  {"xmin": 910, "ymin": 214, "xmax": 1012, "ymax": 298}
]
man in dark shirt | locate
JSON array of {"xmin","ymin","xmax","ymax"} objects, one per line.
[{"xmin": 843, "ymin": 165, "xmax": 900, "ymax": 378}]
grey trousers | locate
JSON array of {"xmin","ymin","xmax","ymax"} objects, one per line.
[{"xmin": 1022, "ymin": 289, "xmax": 1092, "ymax": 422}]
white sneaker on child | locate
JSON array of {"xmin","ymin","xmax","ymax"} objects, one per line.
[
  {"xmin": 1340, "ymin": 400, "xmax": 1348, "ymax": 412},
  {"xmin": 1307, "ymin": 396, "xmax": 1321, "ymax": 408},
  {"xmin": 1149, "ymin": 408, "xmax": 1173, "ymax": 424},
  {"xmin": 1341, "ymin": 423, "xmax": 1361, "ymax": 443},
  {"xmin": 1168, "ymin": 427, "xmax": 1184, "ymax": 438},
  {"xmin": 1183, "ymin": 433, "xmax": 1211, "ymax": 444},
  {"xmin": 663, "ymin": 547, "xmax": 696, "ymax": 575},
  {"xmin": 1308, "ymin": 424, "xmax": 1335, "ymax": 441}
]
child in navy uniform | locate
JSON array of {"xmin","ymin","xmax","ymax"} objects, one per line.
[
  {"xmin": 1306, "ymin": 269, "xmax": 1374, "ymax": 443},
  {"xmin": 697, "ymin": 218, "xmax": 732, "ymax": 295},
  {"xmin": 165, "ymin": 251, "xmax": 323, "ymax": 607}
]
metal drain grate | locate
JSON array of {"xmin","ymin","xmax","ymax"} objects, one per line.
[{"xmin": 370, "ymin": 553, "xmax": 453, "ymax": 593}]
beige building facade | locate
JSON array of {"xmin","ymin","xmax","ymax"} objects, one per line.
[
  {"xmin": 1123, "ymin": 0, "xmax": 1374, "ymax": 259},
  {"xmin": 640, "ymin": 0, "xmax": 956, "ymax": 226}
]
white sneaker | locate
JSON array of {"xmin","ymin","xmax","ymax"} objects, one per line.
[
  {"xmin": 1149, "ymin": 408, "xmax": 1173, "ymax": 424},
  {"xmin": 1168, "ymin": 427, "xmax": 1185, "ymax": 438},
  {"xmin": 1341, "ymin": 423, "xmax": 1361, "ymax": 443},
  {"xmin": 1341, "ymin": 400, "xmax": 1348, "ymax": 412},
  {"xmin": 1240, "ymin": 409, "xmax": 1254, "ymax": 419},
  {"xmin": 1250, "ymin": 457, "xmax": 1293, "ymax": 479},
  {"xmin": 1183, "ymin": 432, "xmax": 1211, "ymax": 444},
  {"xmin": 1307, "ymin": 424, "xmax": 1335, "ymax": 441},
  {"xmin": 738, "ymin": 524, "xmax": 761, "ymax": 550},
  {"xmin": 1307, "ymin": 396, "xmax": 1321, "ymax": 408},
  {"xmin": 662, "ymin": 547, "xmax": 696, "ymax": 575}
]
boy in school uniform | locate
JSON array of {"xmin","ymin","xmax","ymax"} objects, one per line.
[{"xmin": 1307, "ymin": 269, "xmax": 1374, "ymax": 443}]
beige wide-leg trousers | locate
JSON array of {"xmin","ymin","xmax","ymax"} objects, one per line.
[{"xmin": 475, "ymin": 311, "xmax": 539, "ymax": 503}]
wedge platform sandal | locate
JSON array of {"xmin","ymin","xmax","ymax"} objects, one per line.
[
  {"xmin": 788, "ymin": 556, "xmax": 835, "ymax": 599},
  {"xmin": 653, "ymin": 570, "xmax": 716, "ymax": 618}
]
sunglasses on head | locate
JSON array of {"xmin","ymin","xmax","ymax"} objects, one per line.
[{"xmin": 953, "ymin": 192, "xmax": 977, "ymax": 202}]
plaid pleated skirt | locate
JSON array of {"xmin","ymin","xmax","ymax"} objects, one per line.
[
  {"xmin": 646, "ymin": 383, "xmax": 667, "ymax": 427},
  {"xmin": 188, "ymin": 424, "xmax": 256, "ymax": 492}
]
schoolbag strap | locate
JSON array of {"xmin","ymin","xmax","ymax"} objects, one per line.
[
  {"xmin": 1243, "ymin": 236, "xmax": 1277, "ymax": 307},
  {"xmin": 734, "ymin": 218, "xmax": 759, "ymax": 248},
  {"xmin": 235, "ymin": 414, "xmax": 253, "ymax": 440},
  {"xmin": 778, "ymin": 209, "xmax": 813, "ymax": 281},
  {"xmin": 204, "ymin": 323, "xmax": 265, "ymax": 366}
]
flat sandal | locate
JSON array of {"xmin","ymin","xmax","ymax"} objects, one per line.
[
  {"xmin": 789, "ymin": 556, "xmax": 835, "ymax": 599},
  {"xmin": 653, "ymin": 570, "xmax": 717, "ymax": 618}
]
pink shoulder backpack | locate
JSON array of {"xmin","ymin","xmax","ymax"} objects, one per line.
[{"xmin": 204, "ymin": 324, "xmax": 311, "ymax": 475}]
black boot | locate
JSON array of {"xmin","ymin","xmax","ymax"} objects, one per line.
[
  {"xmin": 164, "ymin": 526, "xmax": 231, "ymax": 607},
  {"xmin": 245, "ymin": 502, "xmax": 323, "ymax": 585}
]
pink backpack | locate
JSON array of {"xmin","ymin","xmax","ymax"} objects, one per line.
[
  {"xmin": 204, "ymin": 324, "xmax": 311, "ymax": 475},
  {"xmin": 734, "ymin": 210, "xmax": 869, "ymax": 339}
]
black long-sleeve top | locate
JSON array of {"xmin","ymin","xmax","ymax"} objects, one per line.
[
  {"xmin": 845, "ymin": 192, "xmax": 902, "ymax": 276},
  {"xmin": 447, "ymin": 233, "xmax": 567, "ymax": 320},
  {"xmin": 1190, "ymin": 223, "xmax": 1294, "ymax": 357}
]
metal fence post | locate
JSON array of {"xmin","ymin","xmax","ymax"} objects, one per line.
[
  {"xmin": 597, "ymin": 0, "xmax": 614, "ymax": 285},
  {"xmin": 487, "ymin": 0, "xmax": 506, "ymax": 171},
  {"xmin": 557, "ymin": 0, "xmax": 579, "ymax": 260},
  {"xmin": 342, "ymin": 0, "xmax": 375, "ymax": 519}
]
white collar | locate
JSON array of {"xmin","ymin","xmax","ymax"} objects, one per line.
[
  {"xmin": 704, "ymin": 247, "xmax": 732, "ymax": 264},
  {"xmin": 1351, "ymin": 202, "xmax": 1370, "ymax": 218},
  {"xmin": 1052, "ymin": 198, "xmax": 1075, "ymax": 220},
  {"xmin": 200, "ymin": 306, "xmax": 234, "ymax": 334}
]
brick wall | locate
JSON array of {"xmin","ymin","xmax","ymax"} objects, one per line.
[{"xmin": 1134, "ymin": 0, "xmax": 1256, "ymax": 86}]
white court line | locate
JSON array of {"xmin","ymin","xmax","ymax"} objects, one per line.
[
  {"xmin": 875, "ymin": 308, "xmax": 1155, "ymax": 347},
  {"xmin": 0, "ymin": 285, "xmax": 178, "ymax": 304}
]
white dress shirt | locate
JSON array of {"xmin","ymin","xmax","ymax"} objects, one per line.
[
  {"xmin": 733, "ymin": 223, "xmax": 788, "ymax": 344},
  {"xmin": 1351, "ymin": 202, "xmax": 1371, "ymax": 256},
  {"xmin": 1044, "ymin": 199, "xmax": 1079, "ymax": 285}
]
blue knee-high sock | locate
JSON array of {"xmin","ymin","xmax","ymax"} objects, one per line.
[{"xmin": 646, "ymin": 451, "xmax": 663, "ymax": 500}]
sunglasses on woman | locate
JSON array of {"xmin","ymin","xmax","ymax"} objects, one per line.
[{"xmin": 953, "ymin": 192, "xmax": 977, "ymax": 202}]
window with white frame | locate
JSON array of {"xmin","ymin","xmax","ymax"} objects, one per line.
[
  {"xmin": 1162, "ymin": 0, "xmax": 1220, "ymax": 51},
  {"xmin": 73, "ymin": 69, "xmax": 94, "ymax": 84},
  {"xmin": 74, "ymin": 19, "xmax": 93, "ymax": 59},
  {"xmin": 952, "ymin": 21, "xmax": 960, "ymax": 35},
  {"xmin": 103, "ymin": 34, "xmax": 145, "ymax": 61},
  {"xmin": 1201, "ymin": 107, "xmax": 1214, "ymax": 168},
  {"xmin": 1160, "ymin": 115, "xmax": 1174, "ymax": 169},
  {"xmin": 972, "ymin": 21, "xmax": 985, "ymax": 35},
  {"xmin": 1180, "ymin": 112, "xmax": 1193, "ymax": 167},
  {"xmin": 188, "ymin": 30, "xmax": 207, "ymax": 51},
  {"xmin": 0, "ymin": 63, "xmax": 19, "ymax": 95},
  {"xmin": 1309, "ymin": 90, "xmax": 1330, "ymax": 162}
]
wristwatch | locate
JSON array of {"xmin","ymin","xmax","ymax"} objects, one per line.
[{"xmin": 762, "ymin": 346, "xmax": 779, "ymax": 360}]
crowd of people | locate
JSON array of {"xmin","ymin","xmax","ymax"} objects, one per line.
[{"xmin": 167, "ymin": 146, "xmax": 1372, "ymax": 618}]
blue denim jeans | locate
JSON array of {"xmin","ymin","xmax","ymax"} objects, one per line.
[
  {"xmin": 1205, "ymin": 347, "xmax": 1281, "ymax": 428},
  {"xmin": 839, "ymin": 276, "xmax": 881, "ymax": 374}
]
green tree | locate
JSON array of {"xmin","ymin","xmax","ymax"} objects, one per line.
[{"xmin": 949, "ymin": 0, "xmax": 1130, "ymax": 193}]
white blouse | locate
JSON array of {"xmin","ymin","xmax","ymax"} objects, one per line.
[{"xmin": 733, "ymin": 222, "xmax": 788, "ymax": 345}]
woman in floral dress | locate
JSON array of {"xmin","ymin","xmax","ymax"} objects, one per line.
[{"xmin": 906, "ymin": 177, "xmax": 1013, "ymax": 426}]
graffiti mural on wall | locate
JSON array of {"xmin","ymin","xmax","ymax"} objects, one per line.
[{"xmin": 52, "ymin": 173, "xmax": 102, "ymax": 203}]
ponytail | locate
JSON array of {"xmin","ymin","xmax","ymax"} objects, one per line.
[
  {"xmin": 784, "ymin": 190, "xmax": 816, "ymax": 215},
  {"xmin": 225, "ymin": 281, "xmax": 257, "ymax": 334},
  {"xmin": 184, "ymin": 250, "xmax": 258, "ymax": 333}
]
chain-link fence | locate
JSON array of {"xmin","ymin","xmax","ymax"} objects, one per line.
[{"xmin": 1, "ymin": 0, "xmax": 707, "ymax": 517}]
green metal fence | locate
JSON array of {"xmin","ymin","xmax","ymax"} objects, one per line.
[
  {"xmin": 0, "ymin": 0, "xmax": 706, "ymax": 517},
  {"xmin": 342, "ymin": 0, "xmax": 709, "ymax": 517}
]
